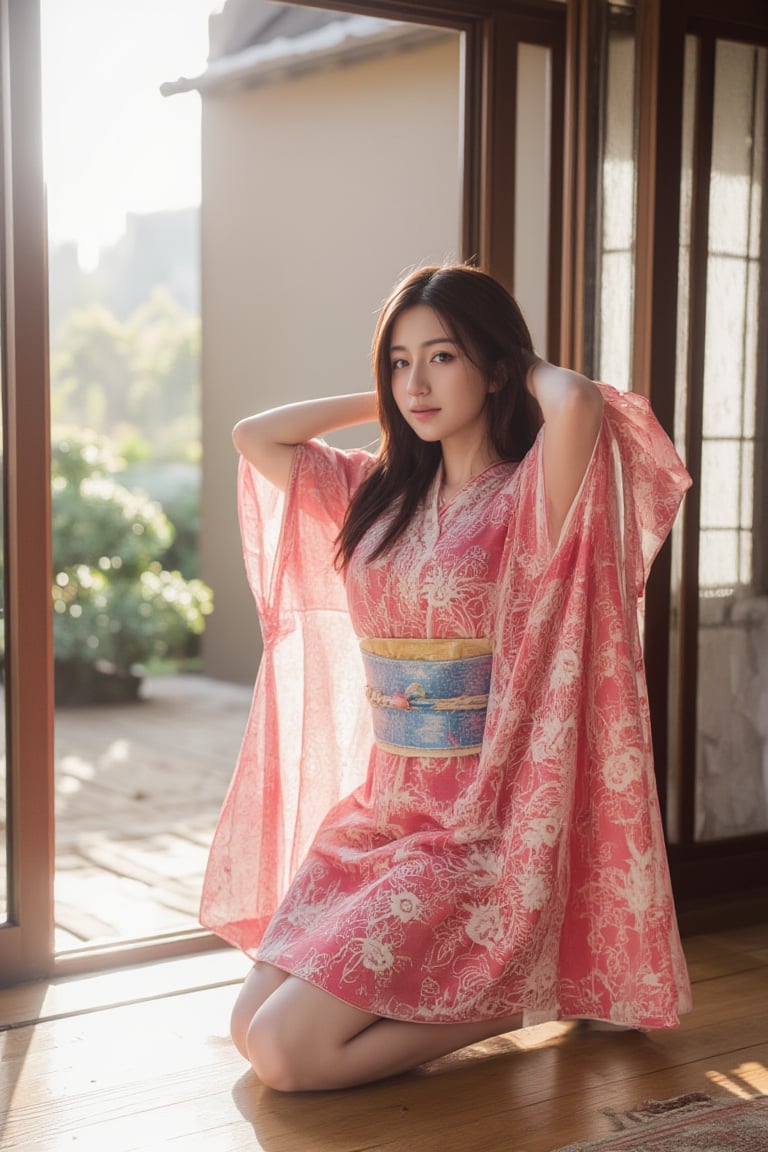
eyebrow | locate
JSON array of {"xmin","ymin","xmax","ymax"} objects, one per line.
[{"xmin": 389, "ymin": 337, "xmax": 459, "ymax": 353}]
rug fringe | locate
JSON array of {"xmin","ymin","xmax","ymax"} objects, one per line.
[
  {"xmin": 602, "ymin": 1091, "xmax": 712, "ymax": 1130},
  {"xmin": 554, "ymin": 1093, "xmax": 767, "ymax": 1150}
]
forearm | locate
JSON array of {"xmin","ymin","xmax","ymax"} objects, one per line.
[
  {"xmin": 233, "ymin": 391, "xmax": 378, "ymax": 491},
  {"xmin": 235, "ymin": 392, "xmax": 377, "ymax": 451}
]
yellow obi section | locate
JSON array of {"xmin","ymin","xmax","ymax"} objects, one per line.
[{"xmin": 360, "ymin": 637, "xmax": 494, "ymax": 758}]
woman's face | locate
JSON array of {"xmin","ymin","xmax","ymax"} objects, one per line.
[{"xmin": 389, "ymin": 305, "xmax": 492, "ymax": 449}]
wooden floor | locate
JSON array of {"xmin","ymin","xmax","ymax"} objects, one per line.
[{"xmin": 1, "ymin": 923, "xmax": 767, "ymax": 1151}]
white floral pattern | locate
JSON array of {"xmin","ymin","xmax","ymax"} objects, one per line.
[
  {"xmin": 201, "ymin": 384, "xmax": 694, "ymax": 1028},
  {"xmin": 388, "ymin": 891, "xmax": 424, "ymax": 922}
]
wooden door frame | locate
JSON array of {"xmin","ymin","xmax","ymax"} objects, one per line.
[
  {"xmin": 0, "ymin": 0, "xmax": 568, "ymax": 984},
  {"xmin": 0, "ymin": 0, "xmax": 54, "ymax": 986}
]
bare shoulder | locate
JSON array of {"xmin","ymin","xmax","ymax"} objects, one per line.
[
  {"xmin": 527, "ymin": 362, "xmax": 603, "ymax": 434},
  {"xmin": 528, "ymin": 361, "xmax": 602, "ymax": 406}
]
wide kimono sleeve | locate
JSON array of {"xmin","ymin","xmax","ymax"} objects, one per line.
[
  {"xmin": 200, "ymin": 440, "xmax": 374, "ymax": 954},
  {"xmin": 482, "ymin": 382, "xmax": 693, "ymax": 1027}
]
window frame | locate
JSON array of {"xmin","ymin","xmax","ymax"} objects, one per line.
[{"xmin": 656, "ymin": 2, "xmax": 768, "ymax": 896}]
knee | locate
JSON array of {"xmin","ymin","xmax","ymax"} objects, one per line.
[
  {"xmin": 230, "ymin": 998, "xmax": 251, "ymax": 1061},
  {"xmin": 246, "ymin": 1017, "xmax": 304, "ymax": 1093},
  {"xmin": 230, "ymin": 963, "xmax": 279, "ymax": 1060}
]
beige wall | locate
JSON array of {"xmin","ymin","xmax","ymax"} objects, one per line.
[{"xmin": 199, "ymin": 37, "xmax": 462, "ymax": 683}]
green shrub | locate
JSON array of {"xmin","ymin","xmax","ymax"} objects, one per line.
[{"xmin": 51, "ymin": 427, "xmax": 213, "ymax": 678}]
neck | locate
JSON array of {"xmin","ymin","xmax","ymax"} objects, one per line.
[{"xmin": 440, "ymin": 439, "xmax": 501, "ymax": 493}]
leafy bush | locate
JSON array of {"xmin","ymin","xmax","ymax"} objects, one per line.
[
  {"xmin": 156, "ymin": 485, "xmax": 200, "ymax": 580},
  {"xmin": 51, "ymin": 428, "xmax": 212, "ymax": 679}
]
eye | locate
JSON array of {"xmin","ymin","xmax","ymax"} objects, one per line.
[
  {"xmin": 432, "ymin": 350, "xmax": 454, "ymax": 363},
  {"xmin": 391, "ymin": 357, "xmax": 408, "ymax": 371}
]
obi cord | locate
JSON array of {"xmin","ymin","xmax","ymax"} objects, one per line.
[{"xmin": 360, "ymin": 637, "xmax": 493, "ymax": 757}]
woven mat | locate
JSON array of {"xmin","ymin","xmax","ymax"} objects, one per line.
[{"xmin": 553, "ymin": 1092, "xmax": 768, "ymax": 1150}]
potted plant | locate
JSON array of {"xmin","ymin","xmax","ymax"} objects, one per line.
[{"xmin": 51, "ymin": 428, "xmax": 213, "ymax": 705}]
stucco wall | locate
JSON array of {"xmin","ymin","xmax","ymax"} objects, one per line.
[{"xmin": 199, "ymin": 37, "xmax": 462, "ymax": 683}]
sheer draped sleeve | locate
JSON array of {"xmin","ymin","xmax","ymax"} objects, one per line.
[
  {"xmin": 479, "ymin": 383, "xmax": 693, "ymax": 1026},
  {"xmin": 200, "ymin": 441, "xmax": 374, "ymax": 950}
]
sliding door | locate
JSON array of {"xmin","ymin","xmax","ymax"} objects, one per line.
[
  {"xmin": 0, "ymin": 0, "xmax": 567, "ymax": 984},
  {"xmin": 666, "ymin": 11, "xmax": 768, "ymax": 900}
]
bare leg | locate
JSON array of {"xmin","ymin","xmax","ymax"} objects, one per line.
[
  {"xmin": 230, "ymin": 961, "xmax": 290, "ymax": 1059},
  {"xmin": 245, "ymin": 974, "xmax": 523, "ymax": 1092}
]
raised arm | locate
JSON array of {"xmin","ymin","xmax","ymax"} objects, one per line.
[
  {"xmin": 232, "ymin": 392, "xmax": 379, "ymax": 492},
  {"xmin": 527, "ymin": 361, "xmax": 604, "ymax": 545}
]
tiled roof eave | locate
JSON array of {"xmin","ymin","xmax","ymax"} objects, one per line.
[{"xmin": 161, "ymin": 17, "xmax": 450, "ymax": 97}]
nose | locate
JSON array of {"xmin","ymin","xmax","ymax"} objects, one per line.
[{"xmin": 406, "ymin": 361, "xmax": 429, "ymax": 396}]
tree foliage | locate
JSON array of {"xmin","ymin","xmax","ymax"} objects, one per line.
[
  {"xmin": 46, "ymin": 289, "xmax": 209, "ymax": 691},
  {"xmin": 51, "ymin": 427, "xmax": 213, "ymax": 676},
  {"xmin": 50, "ymin": 286, "xmax": 200, "ymax": 460}
]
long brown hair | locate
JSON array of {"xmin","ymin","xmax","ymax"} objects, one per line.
[{"xmin": 334, "ymin": 263, "xmax": 542, "ymax": 570}]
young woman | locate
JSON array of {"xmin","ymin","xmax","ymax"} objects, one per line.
[{"xmin": 201, "ymin": 264, "xmax": 693, "ymax": 1092}]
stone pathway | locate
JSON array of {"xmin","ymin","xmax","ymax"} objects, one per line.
[{"xmin": 3, "ymin": 674, "xmax": 253, "ymax": 950}]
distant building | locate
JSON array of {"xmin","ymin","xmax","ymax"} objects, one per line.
[{"xmin": 48, "ymin": 206, "xmax": 199, "ymax": 336}]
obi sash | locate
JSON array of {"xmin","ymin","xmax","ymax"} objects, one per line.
[{"xmin": 360, "ymin": 638, "xmax": 493, "ymax": 757}]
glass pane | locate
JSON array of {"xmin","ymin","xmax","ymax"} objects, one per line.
[
  {"xmin": 699, "ymin": 530, "xmax": 739, "ymax": 589},
  {"xmin": 599, "ymin": 250, "xmax": 634, "ymax": 387},
  {"xmin": 515, "ymin": 43, "xmax": 551, "ymax": 353},
  {"xmin": 743, "ymin": 255, "xmax": 760, "ymax": 437},
  {"xmin": 695, "ymin": 40, "xmax": 768, "ymax": 841},
  {"xmin": 702, "ymin": 256, "xmax": 746, "ymax": 437},
  {"xmin": 709, "ymin": 42, "xmax": 759, "ymax": 256},
  {"xmin": 42, "ymin": 1, "xmax": 462, "ymax": 950},
  {"xmin": 42, "ymin": 0, "xmax": 227, "ymax": 950},
  {"xmin": 597, "ymin": 3, "xmax": 637, "ymax": 391},
  {"xmin": 740, "ymin": 440, "xmax": 755, "ymax": 528},
  {"xmin": 700, "ymin": 439, "xmax": 740, "ymax": 529}
]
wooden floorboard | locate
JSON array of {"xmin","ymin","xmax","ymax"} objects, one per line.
[
  {"xmin": 1, "ymin": 926, "xmax": 767, "ymax": 1151},
  {"xmin": 0, "ymin": 948, "xmax": 251, "ymax": 1031}
]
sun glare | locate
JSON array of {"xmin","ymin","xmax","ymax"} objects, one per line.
[
  {"xmin": 706, "ymin": 1062, "xmax": 768, "ymax": 1099},
  {"xmin": 40, "ymin": 0, "xmax": 223, "ymax": 269}
]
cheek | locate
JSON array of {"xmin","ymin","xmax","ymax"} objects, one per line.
[{"xmin": 390, "ymin": 380, "xmax": 408, "ymax": 415}]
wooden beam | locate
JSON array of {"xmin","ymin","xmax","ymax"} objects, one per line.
[
  {"xmin": 478, "ymin": 15, "xmax": 519, "ymax": 285},
  {"xmin": 560, "ymin": 0, "xmax": 588, "ymax": 372},
  {"xmin": 0, "ymin": 0, "xmax": 55, "ymax": 985},
  {"xmin": 677, "ymin": 31, "xmax": 714, "ymax": 849}
]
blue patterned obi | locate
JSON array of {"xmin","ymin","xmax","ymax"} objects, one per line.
[{"xmin": 360, "ymin": 638, "xmax": 493, "ymax": 757}]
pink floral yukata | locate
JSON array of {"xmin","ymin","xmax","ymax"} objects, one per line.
[{"xmin": 201, "ymin": 383, "xmax": 693, "ymax": 1028}]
